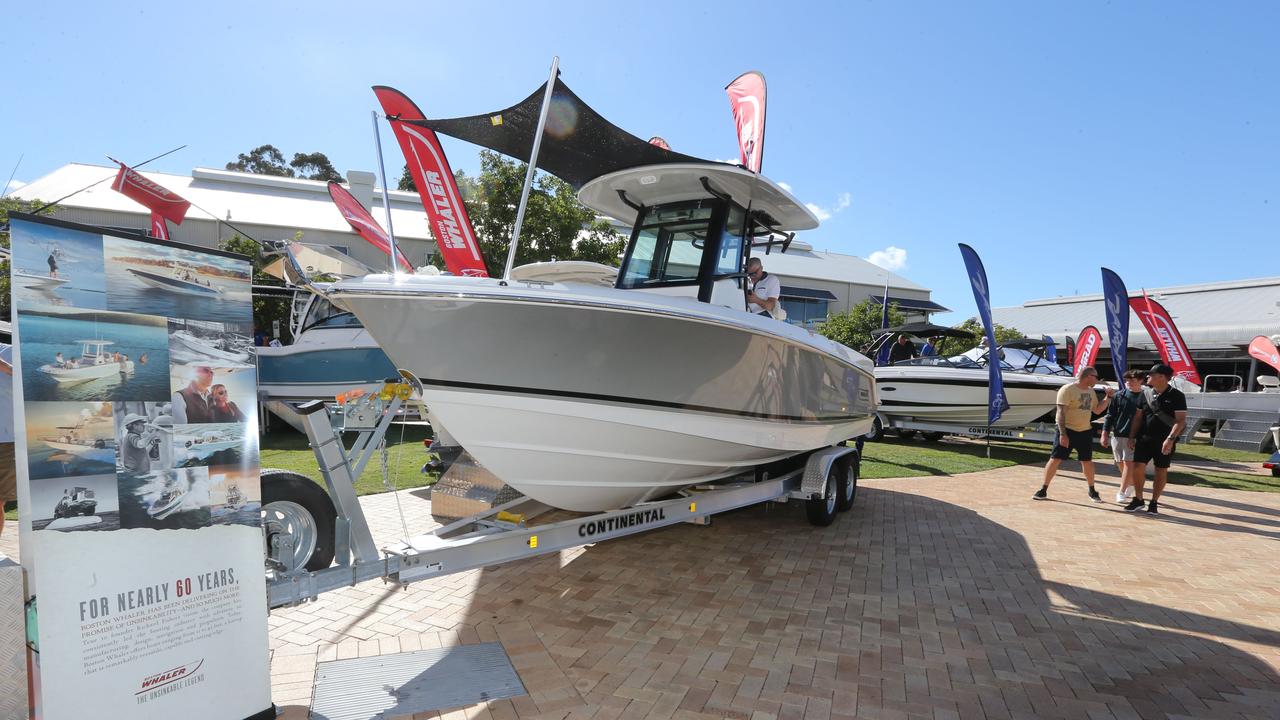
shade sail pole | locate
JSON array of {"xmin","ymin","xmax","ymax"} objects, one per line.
[
  {"xmin": 504, "ymin": 55, "xmax": 560, "ymax": 280},
  {"xmin": 371, "ymin": 110, "xmax": 401, "ymax": 274}
]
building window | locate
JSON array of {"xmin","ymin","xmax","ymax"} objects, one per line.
[{"xmin": 781, "ymin": 298, "xmax": 830, "ymax": 326}]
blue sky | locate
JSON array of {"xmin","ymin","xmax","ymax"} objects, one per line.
[{"xmin": 4, "ymin": 1, "xmax": 1277, "ymax": 323}]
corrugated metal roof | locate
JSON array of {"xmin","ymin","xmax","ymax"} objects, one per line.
[
  {"xmin": 755, "ymin": 246, "xmax": 928, "ymax": 291},
  {"xmin": 993, "ymin": 277, "xmax": 1280, "ymax": 349},
  {"xmin": 7, "ymin": 163, "xmax": 433, "ymax": 240}
]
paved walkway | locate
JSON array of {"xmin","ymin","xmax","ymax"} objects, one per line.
[{"xmin": 4, "ymin": 464, "xmax": 1280, "ymax": 719}]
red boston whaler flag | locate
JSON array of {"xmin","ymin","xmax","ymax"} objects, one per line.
[
  {"xmin": 150, "ymin": 212, "xmax": 170, "ymax": 241},
  {"xmin": 372, "ymin": 86, "xmax": 489, "ymax": 278},
  {"xmin": 1131, "ymin": 292, "xmax": 1202, "ymax": 385},
  {"xmin": 1073, "ymin": 325, "xmax": 1102, "ymax": 371},
  {"xmin": 1248, "ymin": 335, "xmax": 1280, "ymax": 373},
  {"xmin": 326, "ymin": 181, "xmax": 413, "ymax": 272},
  {"xmin": 111, "ymin": 161, "xmax": 191, "ymax": 225},
  {"xmin": 725, "ymin": 71, "xmax": 767, "ymax": 173}
]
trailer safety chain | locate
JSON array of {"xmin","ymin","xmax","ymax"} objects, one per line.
[{"xmin": 381, "ymin": 419, "xmax": 412, "ymax": 541}]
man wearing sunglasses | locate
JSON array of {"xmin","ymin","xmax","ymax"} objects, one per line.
[{"xmin": 744, "ymin": 257, "xmax": 781, "ymax": 319}]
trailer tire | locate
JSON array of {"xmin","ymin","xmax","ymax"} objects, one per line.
[
  {"xmin": 863, "ymin": 415, "xmax": 884, "ymax": 443},
  {"xmin": 261, "ymin": 469, "xmax": 336, "ymax": 572},
  {"xmin": 806, "ymin": 465, "xmax": 840, "ymax": 527},
  {"xmin": 835, "ymin": 458, "xmax": 857, "ymax": 512}
]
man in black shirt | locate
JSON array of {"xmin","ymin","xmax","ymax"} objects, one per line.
[
  {"xmin": 887, "ymin": 334, "xmax": 918, "ymax": 365},
  {"xmin": 1124, "ymin": 364, "xmax": 1188, "ymax": 514}
]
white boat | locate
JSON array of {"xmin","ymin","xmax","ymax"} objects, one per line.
[
  {"xmin": 224, "ymin": 484, "xmax": 245, "ymax": 509},
  {"xmin": 318, "ymin": 81, "xmax": 877, "ymax": 512},
  {"xmin": 129, "ymin": 265, "xmax": 224, "ymax": 297},
  {"xmin": 12, "ymin": 269, "xmax": 69, "ymax": 289},
  {"xmin": 183, "ymin": 430, "xmax": 239, "ymax": 453},
  {"xmin": 869, "ymin": 325, "xmax": 1076, "ymax": 429},
  {"xmin": 38, "ymin": 340, "xmax": 134, "ymax": 384},
  {"xmin": 148, "ymin": 485, "xmax": 189, "ymax": 519},
  {"xmin": 42, "ymin": 435, "xmax": 116, "ymax": 464},
  {"xmin": 170, "ymin": 329, "xmax": 252, "ymax": 364}
]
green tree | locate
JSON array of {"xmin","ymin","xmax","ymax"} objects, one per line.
[
  {"xmin": 226, "ymin": 144, "xmax": 293, "ymax": 177},
  {"xmin": 398, "ymin": 164, "xmax": 415, "ymax": 192},
  {"xmin": 219, "ymin": 233, "xmax": 294, "ymax": 340},
  {"xmin": 1, "ymin": 196, "xmax": 59, "ymax": 321},
  {"xmin": 290, "ymin": 152, "xmax": 342, "ymax": 182},
  {"xmin": 955, "ymin": 317, "xmax": 1025, "ymax": 344},
  {"xmin": 815, "ymin": 299, "xmax": 906, "ymax": 352}
]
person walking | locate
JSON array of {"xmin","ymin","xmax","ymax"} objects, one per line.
[
  {"xmin": 1101, "ymin": 369, "xmax": 1146, "ymax": 503},
  {"xmin": 1124, "ymin": 364, "xmax": 1188, "ymax": 514},
  {"xmin": 1034, "ymin": 366, "xmax": 1114, "ymax": 501}
]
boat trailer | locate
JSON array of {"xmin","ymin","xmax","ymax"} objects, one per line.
[{"xmin": 263, "ymin": 377, "xmax": 862, "ymax": 608}]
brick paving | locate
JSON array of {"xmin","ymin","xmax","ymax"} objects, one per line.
[{"xmin": 4, "ymin": 463, "xmax": 1280, "ymax": 718}]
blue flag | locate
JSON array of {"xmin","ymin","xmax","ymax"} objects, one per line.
[
  {"xmin": 958, "ymin": 244, "xmax": 1008, "ymax": 425},
  {"xmin": 1100, "ymin": 267, "xmax": 1130, "ymax": 377},
  {"xmin": 1042, "ymin": 335, "xmax": 1057, "ymax": 364}
]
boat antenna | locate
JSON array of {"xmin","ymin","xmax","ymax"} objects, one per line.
[
  {"xmin": 28, "ymin": 145, "xmax": 187, "ymax": 216},
  {"xmin": 370, "ymin": 109, "xmax": 401, "ymax": 274},
  {"xmin": 2, "ymin": 153, "xmax": 22, "ymax": 197},
  {"xmin": 503, "ymin": 55, "xmax": 560, "ymax": 281}
]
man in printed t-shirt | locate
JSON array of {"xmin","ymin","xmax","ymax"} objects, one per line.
[
  {"xmin": 1034, "ymin": 366, "xmax": 1114, "ymax": 502},
  {"xmin": 1123, "ymin": 364, "xmax": 1188, "ymax": 514}
]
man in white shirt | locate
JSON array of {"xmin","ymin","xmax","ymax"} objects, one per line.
[{"xmin": 745, "ymin": 257, "xmax": 781, "ymax": 318}]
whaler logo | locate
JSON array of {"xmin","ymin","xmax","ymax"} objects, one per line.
[
  {"xmin": 1146, "ymin": 314, "xmax": 1186, "ymax": 363},
  {"xmin": 399, "ymin": 124, "xmax": 483, "ymax": 263},
  {"xmin": 136, "ymin": 659, "xmax": 203, "ymax": 695}
]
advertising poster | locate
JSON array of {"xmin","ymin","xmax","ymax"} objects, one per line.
[{"xmin": 9, "ymin": 214, "xmax": 272, "ymax": 720}]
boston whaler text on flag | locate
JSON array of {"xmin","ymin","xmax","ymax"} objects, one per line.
[
  {"xmin": 958, "ymin": 244, "xmax": 1009, "ymax": 425},
  {"xmin": 1132, "ymin": 291, "xmax": 1202, "ymax": 385},
  {"xmin": 111, "ymin": 160, "xmax": 191, "ymax": 239},
  {"xmin": 327, "ymin": 181, "xmax": 413, "ymax": 271},
  {"xmin": 1100, "ymin": 267, "xmax": 1130, "ymax": 377},
  {"xmin": 1073, "ymin": 325, "xmax": 1102, "ymax": 371},
  {"xmin": 372, "ymin": 86, "xmax": 490, "ymax": 277},
  {"xmin": 1248, "ymin": 335, "xmax": 1280, "ymax": 373},
  {"xmin": 725, "ymin": 71, "xmax": 766, "ymax": 173}
]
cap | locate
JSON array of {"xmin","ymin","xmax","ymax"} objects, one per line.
[
  {"xmin": 1148, "ymin": 363, "xmax": 1174, "ymax": 378},
  {"xmin": 123, "ymin": 413, "xmax": 149, "ymax": 427}
]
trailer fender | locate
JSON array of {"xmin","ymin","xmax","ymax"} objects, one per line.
[{"xmin": 801, "ymin": 446, "xmax": 859, "ymax": 500}]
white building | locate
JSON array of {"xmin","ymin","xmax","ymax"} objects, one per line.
[{"xmin": 10, "ymin": 163, "xmax": 942, "ymax": 326}]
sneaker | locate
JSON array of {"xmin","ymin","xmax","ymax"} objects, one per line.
[
  {"xmin": 1033, "ymin": 487, "xmax": 1048, "ymax": 501},
  {"xmin": 1124, "ymin": 498, "xmax": 1145, "ymax": 512},
  {"xmin": 1145, "ymin": 501, "xmax": 1159, "ymax": 514},
  {"xmin": 1088, "ymin": 488, "xmax": 1102, "ymax": 503},
  {"xmin": 1115, "ymin": 491, "xmax": 1127, "ymax": 504},
  {"xmin": 1123, "ymin": 486, "xmax": 1135, "ymax": 500}
]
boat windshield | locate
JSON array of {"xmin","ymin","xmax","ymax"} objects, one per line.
[
  {"xmin": 302, "ymin": 297, "xmax": 362, "ymax": 331},
  {"xmin": 891, "ymin": 347, "xmax": 1071, "ymax": 375},
  {"xmin": 619, "ymin": 202, "xmax": 731, "ymax": 289}
]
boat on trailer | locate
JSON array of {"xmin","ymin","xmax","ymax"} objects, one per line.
[{"xmin": 319, "ymin": 78, "xmax": 878, "ymax": 512}]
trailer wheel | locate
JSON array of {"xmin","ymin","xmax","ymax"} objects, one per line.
[
  {"xmin": 863, "ymin": 415, "xmax": 884, "ymax": 442},
  {"xmin": 922, "ymin": 431, "xmax": 945, "ymax": 442},
  {"xmin": 261, "ymin": 469, "xmax": 336, "ymax": 572},
  {"xmin": 806, "ymin": 465, "xmax": 840, "ymax": 527},
  {"xmin": 835, "ymin": 458, "xmax": 858, "ymax": 512}
]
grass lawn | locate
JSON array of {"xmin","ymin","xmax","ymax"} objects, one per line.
[
  {"xmin": 861, "ymin": 434, "xmax": 1277, "ymax": 492},
  {"xmin": 260, "ymin": 422, "xmax": 439, "ymax": 496}
]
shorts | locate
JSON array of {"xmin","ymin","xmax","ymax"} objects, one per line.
[
  {"xmin": 1050, "ymin": 428, "xmax": 1094, "ymax": 462},
  {"xmin": 1110, "ymin": 436, "xmax": 1135, "ymax": 463},
  {"xmin": 0, "ymin": 443, "xmax": 15, "ymax": 503},
  {"xmin": 1133, "ymin": 437, "xmax": 1175, "ymax": 469}
]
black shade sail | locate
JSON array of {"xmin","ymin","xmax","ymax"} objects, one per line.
[{"xmin": 407, "ymin": 78, "xmax": 725, "ymax": 189}]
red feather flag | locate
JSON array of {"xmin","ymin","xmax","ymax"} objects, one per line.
[
  {"xmin": 1073, "ymin": 326, "xmax": 1102, "ymax": 371},
  {"xmin": 110, "ymin": 160, "xmax": 190, "ymax": 225},
  {"xmin": 1131, "ymin": 291, "xmax": 1202, "ymax": 385},
  {"xmin": 327, "ymin": 181, "xmax": 413, "ymax": 272},
  {"xmin": 725, "ymin": 72, "xmax": 767, "ymax": 173}
]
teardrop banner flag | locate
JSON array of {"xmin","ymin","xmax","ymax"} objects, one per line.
[
  {"xmin": 372, "ymin": 86, "xmax": 490, "ymax": 277},
  {"xmin": 150, "ymin": 212, "xmax": 170, "ymax": 241},
  {"xmin": 326, "ymin": 181, "xmax": 413, "ymax": 272},
  {"xmin": 1100, "ymin": 267, "xmax": 1130, "ymax": 377},
  {"xmin": 725, "ymin": 71, "xmax": 766, "ymax": 173},
  {"xmin": 1131, "ymin": 291, "xmax": 1202, "ymax": 385},
  {"xmin": 1042, "ymin": 335, "xmax": 1058, "ymax": 364},
  {"xmin": 958, "ymin": 243, "xmax": 1009, "ymax": 425},
  {"xmin": 1248, "ymin": 335, "xmax": 1280, "ymax": 373},
  {"xmin": 110, "ymin": 159, "xmax": 191, "ymax": 226},
  {"xmin": 1073, "ymin": 326, "xmax": 1102, "ymax": 371}
]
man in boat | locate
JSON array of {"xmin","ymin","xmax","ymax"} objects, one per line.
[
  {"xmin": 888, "ymin": 334, "xmax": 918, "ymax": 364},
  {"xmin": 55, "ymin": 351, "xmax": 66, "ymax": 367},
  {"xmin": 1034, "ymin": 366, "xmax": 1114, "ymax": 502},
  {"xmin": 121, "ymin": 414, "xmax": 158, "ymax": 474},
  {"xmin": 921, "ymin": 336, "xmax": 942, "ymax": 357},
  {"xmin": 172, "ymin": 365, "xmax": 215, "ymax": 424},
  {"xmin": 1123, "ymin": 364, "xmax": 1189, "ymax": 514},
  {"xmin": 744, "ymin": 257, "xmax": 781, "ymax": 318},
  {"xmin": 210, "ymin": 384, "xmax": 245, "ymax": 422}
]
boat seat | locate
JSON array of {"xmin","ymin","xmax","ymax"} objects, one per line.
[{"xmin": 1258, "ymin": 375, "xmax": 1279, "ymax": 393}]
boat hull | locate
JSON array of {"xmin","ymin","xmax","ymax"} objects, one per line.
[
  {"xmin": 129, "ymin": 268, "xmax": 223, "ymax": 297},
  {"xmin": 40, "ymin": 361, "xmax": 134, "ymax": 384},
  {"xmin": 329, "ymin": 280, "xmax": 876, "ymax": 511},
  {"xmin": 43, "ymin": 440, "xmax": 115, "ymax": 464},
  {"xmin": 13, "ymin": 271, "xmax": 68, "ymax": 289},
  {"xmin": 875, "ymin": 367, "xmax": 1074, "ymax": 428}
]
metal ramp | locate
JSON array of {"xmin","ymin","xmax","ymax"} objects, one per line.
[{"xmin": 1182, "ymin": 400, "xmax": 1280, "ymax": 452}]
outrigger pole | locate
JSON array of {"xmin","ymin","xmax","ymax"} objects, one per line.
[
  {"xmin": 503, "ymin": 55, "xmax": 560, "ymax": 280},
  {"xmin": 371, "ymin": 110, "xmax": 401, "ymax": 274}
]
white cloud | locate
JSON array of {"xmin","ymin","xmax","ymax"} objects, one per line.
[
  {"xmin": 2, "ymin": 179, "xmax": 25, "ymax": 195},
  {"xmin": 805, "ymin": 202, "xmax": 832, "ymax": 221},
  {"xmin": 867, "ymin": 246, "xmax": 908, "ymax": 272},
  {"xmin": 777, "ymin": 181, "xmax": 793, "ymax": 192},
  {"xmin": 835, "ymin": 192, "xmax": 851, "ymax": 211}
]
